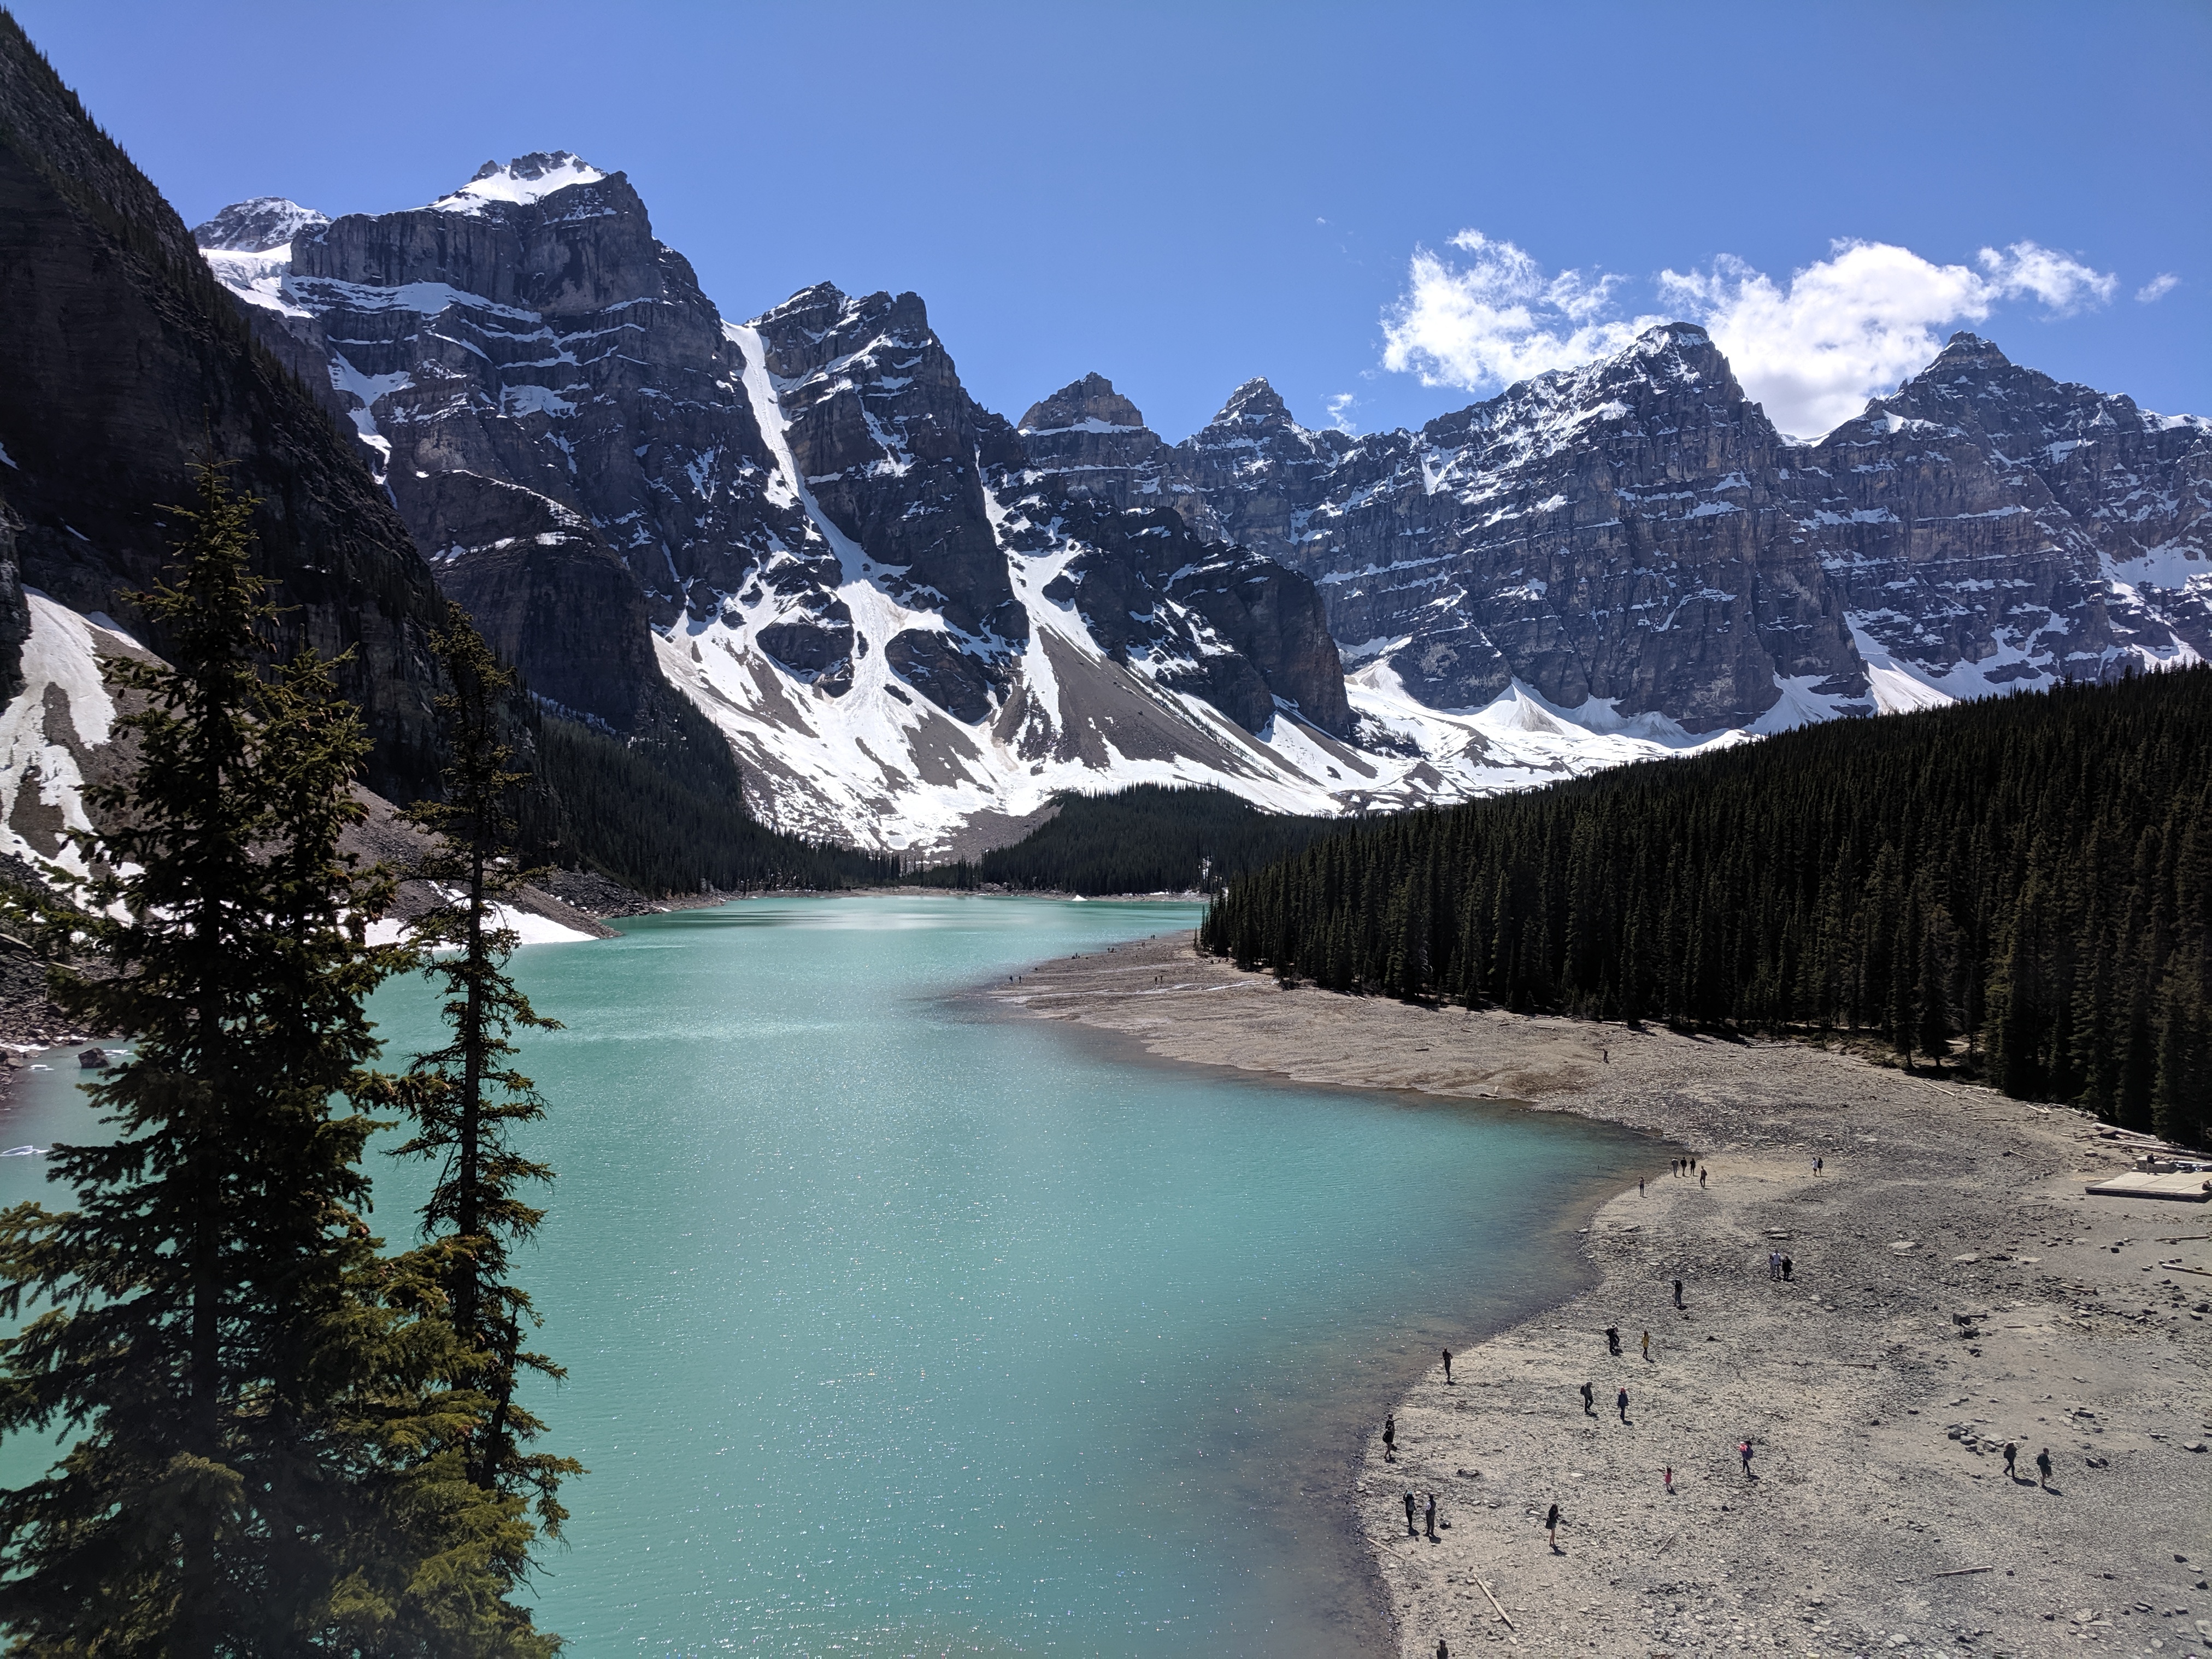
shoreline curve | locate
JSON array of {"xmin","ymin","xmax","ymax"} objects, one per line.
[{"xmin": 992, "ymin": 929, "xmax": 2211, "ymax": 1658}]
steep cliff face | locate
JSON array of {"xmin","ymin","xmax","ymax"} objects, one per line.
[
  {"xmin": 0, "ymin": 14, "xmax": 447, "ymax": 799},
  {"xmin": 1133, "ymin": 330, "xmax": 1853, "ymax": 729},
  {"xmin": 1135, "ymin": 327, "xmax": 2209, "ymax": 733},
  {"xmin": 1399, "ymin": 328, "xmax": 1841, "ymax": 726},
  {"xmin": 743, "ymin": 284, "xmax": 1026, "ymax": 716},
  {"xmin": 239, "ymin": 153, "xmax": 811, "ymax": 743},
  {"xmin": 201, "ymin": 161, "xmax": 1374, "ymax": 846},
  {"xmin": 1795, "ymin": 336, "xmax": 2212, "ymax": 695}
]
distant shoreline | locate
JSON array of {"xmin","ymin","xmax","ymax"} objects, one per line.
[
  {"xmin": 995, "ymin": 932, "xmax": 2211, "ymax": 1657},
  {"xmin": 564, "ymin": 885, "xmax": 1210, "ymax": 918}
]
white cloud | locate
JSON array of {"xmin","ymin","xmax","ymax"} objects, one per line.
[
  {"xmin": 1380, "ymin": 230, "xmax": 1663, "ymax": 391},
  {"xmin": 1325, "ymin": 393, "xmax": 1358, "ymax": 434},
  {"xmin": 1660, "ymin": 238, "xmax": 2119, "ymax": 439},
  {"xmin": 2137, "ymin": 272, "xmax": 2181, "ymax": 303},
  {"xmin": 1975, "ymin": 240, "xmax": 2117, "ymax": 314}
]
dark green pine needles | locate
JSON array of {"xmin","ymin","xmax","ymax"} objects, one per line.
[
  {"xmin": 0, "ymin": 472, "xmax": 561, "ymax": 1655},
  {"xmin": 379, "ymin": 602, "xmax": 581, "ymax": 1539},
  {"xmin": 1200, "ymin": 668, "xmax": 2212, "ymax": 1144}
]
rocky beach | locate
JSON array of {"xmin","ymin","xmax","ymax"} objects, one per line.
[{"xmin": 997, "ymin": 931, "xmax": 2212, "ymax": 1658}]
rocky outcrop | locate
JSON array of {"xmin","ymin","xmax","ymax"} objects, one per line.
[
  {"xmin": 211, "ymin": 153, "xmax": 842, "ymax": 748},
  {"xmin": 0, "ymin": 14, "xmax": 448, "ymax": 799},
  {"xmin": 1796, "ymin": 336, "xmax": 2212, "ymax": 682},
  {"xmin": 1165, "ymin": 378, "xmax": 1358, "ymax": 557},
  {"xmin": 746, "ymin": 284, "xmax": 1027, "ymax": 696},
  {"xmin": 0, "ymin": 496, "xmax": 30, "ymax": 707},
  {"xmin": 1014, "ymin": 373, "xmax": 1167, "ymax": 508},
  {"xmin": 997, "ymin": 377, "xmax": 1352, "ymax": 737},
  {"xmin": 195, "ymin": 195, "xmax": 327, "ymax": 255}
]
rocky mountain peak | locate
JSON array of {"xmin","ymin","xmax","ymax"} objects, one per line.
[
  {"xmin": 1929, "ymin": 331, "xmax": 2011, "ymax": 370},
  {"xmin": 749, "ymin": 283, "xmax": 937, "ymax": 385},
  {"xmin": 1614, "ymin": 321, "xmax": 1740, "ymax": 395},
  {"xmin": 756, "ymin": 279, "xmax": 848, "ymax": 325},
  {"xmin": 1874, "ymin": 332, "xmax": 2079, "ymax": 434},
  {"xmin": 1019, "ymin": 372, "xmax": 1146, "ymax": 434},
  {"xmin": 430, "ymin": 150, "xmax": 609, "ymax": 214},
  {"xmin": 191, "ymin": 196, "xmax": 328, "ymax": 253},
  {"xmin": 1208, "ymin": 376, "xmax": 1295, "ymax": 431}
]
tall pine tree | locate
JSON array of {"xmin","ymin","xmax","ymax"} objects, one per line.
[
  {"xmin": 0, "ymin": 470, "xmax": 549, "ymax": 1652},
  {"xmin": 383, "ymin": 603, "xmax": 580, "ymax": 1548}
]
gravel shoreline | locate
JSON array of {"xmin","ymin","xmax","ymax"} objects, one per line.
[{"xmin": 997, "ymin": 931, "xmax": 2212, "ymax": 1659}]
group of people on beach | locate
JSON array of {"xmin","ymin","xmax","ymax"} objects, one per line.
[
  {"xmin": 1387, "ymin": 1155, "xmax": 1842, "ymax": 1651},
  {"xmin": 1385, "ymin": 1413, "xmax": 1450, "ymax": 1542},
  {"xmin": 1401, "ymin": 1486, "xmax": 1442, "ymax": 1541}
]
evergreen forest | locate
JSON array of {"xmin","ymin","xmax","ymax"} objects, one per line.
[
  {"xmin": 520, "ymin": 708, "xmax": 897, "ymax": 895},
  {"xmin": 1198, "ymin": 668, "xmax": 2212, "ymax": 1144},
  {"xmin": 912, "ymin": 785, "xmax": 1341, "ymax": 895}
]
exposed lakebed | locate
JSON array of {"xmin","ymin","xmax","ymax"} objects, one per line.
[{"xmin": 0, "ymin": 896, "xmax": 1644, "ymax": 1655}]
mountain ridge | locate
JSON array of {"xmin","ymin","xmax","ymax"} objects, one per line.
[{"xmin": 189, "ymin": 151, "xmax": 2211, "ymax": 852}]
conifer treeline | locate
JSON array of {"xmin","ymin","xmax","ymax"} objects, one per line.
[
  {"xmin": 520, "ymin": 713, "xmax": 897, "ymax": 895},
  {"xmin": 1199, "ymin": 669, "xmax": 2212, "ymax": 1144},
  {"xmin": 911, "ymin": 785, "xmax": 1342, "ymax": 895}
]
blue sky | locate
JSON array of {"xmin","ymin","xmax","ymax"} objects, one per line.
[{"xmin": 14, "ymin": 0, "xmax": 2207, "ymax": 441}]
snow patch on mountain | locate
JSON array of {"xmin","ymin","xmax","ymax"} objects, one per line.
[
  {"xmin": 192, "ymin": 197, "xmax": 327, "ymax": 254},
  {"xmin": 429, "ymin": 152, "xmax": 608, "ymax": 214},
  {"xmin": 654, "ymin": 327, "xmax": 1754, "ymax": 852},
  {"xmin": 0, "ymin": 592, "xmax": 149, "ymax": 879}
]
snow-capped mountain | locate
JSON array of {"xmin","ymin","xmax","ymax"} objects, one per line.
[
  {"xmin": 1149, "ymin": 327, "xmax": 2212, "ymax": 731},
  {"xmin": 195, "ymin": 157, "xmax": 1716, "ymax": 852},
  {"xmin": 192, "ymin": 154, "xmax": 2211, "ymax": 853}
]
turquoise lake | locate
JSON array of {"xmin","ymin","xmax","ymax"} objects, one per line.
[{"xmin": 0, "ymin": 895, "xmax": 1646, "ymax": 1655}]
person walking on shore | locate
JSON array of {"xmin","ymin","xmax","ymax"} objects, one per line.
[
  {"xmin": 1605, "ymin": 1325, "xmax": 1621, "ymax": 1356},
  {"xmin": 1442, "ymin": 1348, "xmax": 1452, "ymax": 1384},
  {"xmin": 2035, "ymin": 1447, "xmax": 2052, "ymax": 1489},
  {"xmin": 1739, "ymin": 1439, "xmax": 1755, "ymax": 1478},
  {"xmin": 1662, "ymin": 1465, "xmax": 1674, "ymax": 1494},
  {"xmin": 1638, "ymin": 1175, "xmax": 1645, "ymax": 1195},
  {"xmin": 1782, "ymin": 1255, "xmax": 1793, "ymax": 1282},
  {"xmin": 1641, "ymin": 1329, "xmax": 1651, "ymax": 1362},
  {"xmin": 1425, "ymin": 1492, "xmax": 1438, "ymax": 1542},
  {"xmin": 1768, "ymin": 1250, "xmax": 1779, "ymax": 1281},
  {"xmin": 1383, "ymin": 1414, "xmax": 1396, "ymax": 1462},
  {"xmin": 1404, "ymin": 1490, "xmax": 1417, "ymax": 1536},
  {"xmin": 1616, "ymin": 1386, "xmax": 1630, "ymax": 1422},
  {"xmin": 1673, "ymin": 1278, "xmax": 1684, "ymax": 1309},
  {"xmin": 2003, "ymin": 1441, "xmax": 2018, "ymax": 1480},
  {"xmin": 1545, "ymin": 1502, "xmax": 1561, "ymax": 1552},
  {"xmin": 1699, "ymin": 1167, "xmax": 1708, "ymax": 1189},
  {"xmin": 1580, "ymin": 1380, "xmax": 1595, "ymax": 1415}
]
